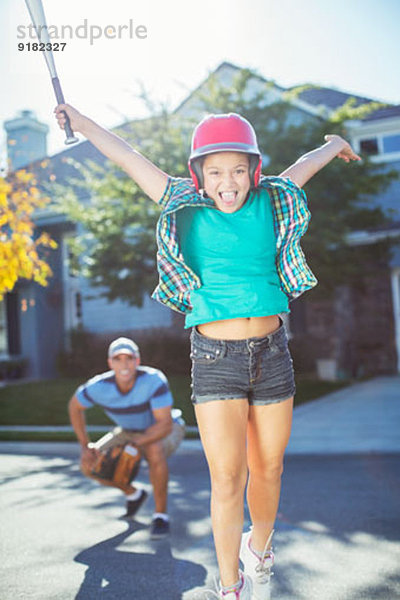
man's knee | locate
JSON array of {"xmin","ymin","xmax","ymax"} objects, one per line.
[{"xmin": 144, "ymin": 442, "xmax": 168, "ymax": 474}]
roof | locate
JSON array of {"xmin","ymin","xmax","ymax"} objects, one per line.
[
  {"xmin": 361, "ymin": 105, "xmax": 400, "ymax": 121},
  {"xmin": 292, "ymin": 86, "xmax": 400, "ymax": 122},
  {"xmin": 173, "ymin": 61, "xmax": 286, "ymax": 116},
  {"xmin": 25, "ymin": 138, "xmax": 107, "ymax": 199},
  {"xmin": 292, "ymin": 86, "xmax": 373, "ymax": 110}
]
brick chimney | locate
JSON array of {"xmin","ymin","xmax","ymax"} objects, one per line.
[{"xmin": 4, "ymin": 110, "xmax": 49, "ymax": 172}]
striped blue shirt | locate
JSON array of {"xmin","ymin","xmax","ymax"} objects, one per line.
[{"xmin": 75, "ymin": 366, "xmax": 173, "ymax": 431}]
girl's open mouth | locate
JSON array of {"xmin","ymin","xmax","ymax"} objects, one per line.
[{"xmin": 219, "ymin": 191, "xmax": 237, "ymax": 205}]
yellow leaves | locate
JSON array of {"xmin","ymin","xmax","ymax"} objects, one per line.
[
  {"xmin": 14, "ymin": 169, "xmax": 34, "ymax": 185},
  {"xmin": 0, "ymin": 180, "xmax": 12, "ymax": 194},
  {"xmin": 0, "ymin": 170, "xmax": 57, "ymax": 297},
  {"xmin": 36, "ymin": 232, "xmax": 58, "ymax": 249},
  {"xmin": 15, "ymin": 222, "xmax": 33, "ymax": 235}
]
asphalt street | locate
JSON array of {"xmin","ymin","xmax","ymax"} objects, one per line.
[{"xmin": 1, "ymin": 376, "xmax": 399, "ymax": 600}]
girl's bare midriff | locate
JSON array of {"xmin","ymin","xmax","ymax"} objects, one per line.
[{"xmin": 197, "ymin": 314, "xmax": 281, "ymax": 340}]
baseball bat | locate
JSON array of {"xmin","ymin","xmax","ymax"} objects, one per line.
[{"xmin": 24, "ymin": 0, "xmax": 79, "ymax": 145}]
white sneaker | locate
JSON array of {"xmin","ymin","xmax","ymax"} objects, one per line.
[
  {"xmin": 239, "ymin": 529, "xmax": 274, "ymax": 600},
  {"xmin": 205, "ymin": 571, "xmax": 253, "ymax": 599}
]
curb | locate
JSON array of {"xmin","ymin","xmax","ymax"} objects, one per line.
[{"xmin": 0, "ymin": 425, "xmax": 200, "ymax": 434}]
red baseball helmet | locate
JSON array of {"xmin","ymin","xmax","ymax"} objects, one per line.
[{"xmin": 188, "ymin": 113, "xmax": 262, "ymax": 191}]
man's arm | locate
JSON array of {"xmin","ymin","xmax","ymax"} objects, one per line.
[
  {"xmin": 279, "ymin": 134, "xmax": 361, "ymax": 188},
  {"xmin": 68, "ymin": 395, "xmax": 99, "ymax": 461},
  {"xmin": 128, "ymin": 406, "xmax": 173, "ymax": 448},
  {"xmin": 54, "ymin": 103, "xmax": 169, "ymax": 203}
]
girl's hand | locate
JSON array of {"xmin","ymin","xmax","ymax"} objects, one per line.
[
  {"xmin": 324, "ymin": 134, "xmax": 361, "ymax": 163},
  {"xmin": 53, "ymin": 104, "xmax": 169, "ymax": 202},
  {"xmin": 54, "ymin": 103, "xmax": 87, "ymax": 134}
]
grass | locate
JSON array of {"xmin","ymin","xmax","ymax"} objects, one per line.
[
  {"xmin": 0, "ymin": 431, "xmax": 101, "ymax": 443},
  {"xmin": 0, "ymin": 375, "xmax": 351, "ymax": 441},
  {"xmin": 0, "ymin": 375, "xmax": 194, "ymax": 426}
]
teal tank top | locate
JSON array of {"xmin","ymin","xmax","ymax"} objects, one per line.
[{"xmin": 175, "ymin": 188, "xmax": 289, "ymax": 329}]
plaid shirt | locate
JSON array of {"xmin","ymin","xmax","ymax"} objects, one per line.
[{"xmin": 151, "ymin": 175, "xmax": 317, "ymax": 314}]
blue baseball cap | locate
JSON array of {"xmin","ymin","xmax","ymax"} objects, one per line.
[{"xmin": 108, "ymin": 337, "xmax": 140, "ymax": 359}]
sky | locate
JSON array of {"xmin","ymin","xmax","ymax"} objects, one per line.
[{"xmin": 1, "ymin": 0, "xmax": 400, "ymax": 162}]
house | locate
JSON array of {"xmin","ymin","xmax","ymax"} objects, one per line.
[
  {"xmin": 1, "ymin": 111, "xmax": 174, "ymax": 379},
  {"xmin": 1, "ymin": 62, "xmax": 399, "ymax": 379}
]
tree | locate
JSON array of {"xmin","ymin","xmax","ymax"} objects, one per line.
[
  {"xmin": 56, "ymin": 69, "xmax": 398, "ymax": 305},
  {"xmin": 54, "ymin": 107, "xmax": 191, "ymax": 306},
  {"xmin": 0, "ymin": 170, "xmax": 57, "ymax": 300}
]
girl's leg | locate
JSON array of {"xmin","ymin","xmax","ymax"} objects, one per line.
[
  {"xmin": 195, "ymin": 398, "xmax": 249, "ymax": 587},
  {"xmin": 246, "ymin": 397, "xmax": 293, "ymax": 552}
]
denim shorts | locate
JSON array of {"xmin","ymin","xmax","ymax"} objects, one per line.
[{"xmin": 190, "ymin": 321, "xmax": 295, "ymax": 405}]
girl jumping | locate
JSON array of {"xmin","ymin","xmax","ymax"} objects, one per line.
[{"xmin": 56, "ymin": 104, "xmax": 360, "ymax": 600}]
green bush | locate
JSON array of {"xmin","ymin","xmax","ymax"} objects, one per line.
[
  {"xmin": 56, "ymin": 330, "xmax": 107, "ymax": 378},
  {"xmin": 135, "ymin": 330, "xmax": 191, "ymax": 377},
  {"xmin": 0, "ymin": 357, "xmax": 28, "ymax": 380},
  {"xmin": 288, "ymin": 338, "xmax": 313, "ymax": 375},
  {"xmin": 57, "ymin": 328, "xmax": 191, "ymax": 378}
]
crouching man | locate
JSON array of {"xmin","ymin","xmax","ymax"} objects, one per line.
[{"xmin": 68, "ymin": 337, "xmax": 184, "ymax": 539}]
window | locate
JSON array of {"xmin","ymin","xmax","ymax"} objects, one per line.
[
  {"xmin": 357, "ymin": 133, "xmax": 400, "ymax": 161},
  {"xmin": 359, "ymin": 138, "xmax": 379, "ymax": 155},
  {"xmin": 383, "ymin": 134, "xmax": 400, "ymax": 154}
]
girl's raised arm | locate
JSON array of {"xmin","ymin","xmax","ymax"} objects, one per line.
[
  {"xmin": 279, "ymin": 134, "xmax": 361, "ymax": 188},
  {"xmin": 54, "ymin": 104, "xmax": 169, "ymax": 203}
]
